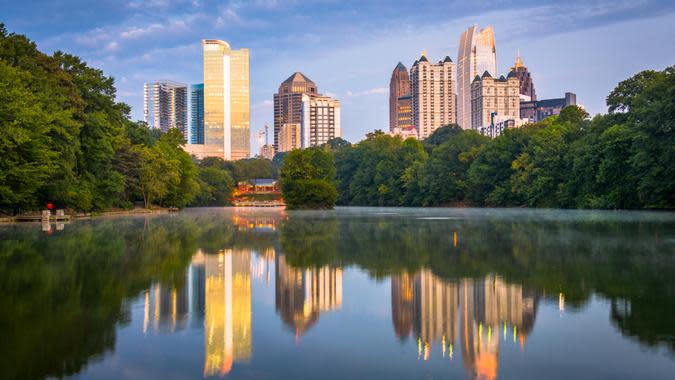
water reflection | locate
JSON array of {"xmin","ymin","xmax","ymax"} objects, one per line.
[
  {"xmin": 392, "ymin": 272, "xmax": 538, "ymax": 379},
  {"xmin": 1, "ymin": 207, "xmax": 674, "ymax": 380},
  {"xmin": 276, "ymin": 254, "xmax": 342, "ymax": 337}
]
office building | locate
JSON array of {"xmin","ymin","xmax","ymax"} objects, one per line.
[
  {"xmin": 410, "ymin": 54, "xmax": 456, "ymax": 139},
  {"xmin": 273, "ymin": 72, "xmax": 318, "ymax": 151},
  {"xmin": 389, "ymin": 62, "xmax": 411, "ymax": 132},
  {"xmin": 199, "ymin": 39, "xmax": 250, "ymax": 160},
  {"xmin": 190, "ymin": 83, "xmax": 204, "ymax": 144},
  {"xmin": 300, "ymin": 94, "xmax": 341, "ymax": 147},
  {"xmin": 143, "ymin": 81, "xmax": 188, "ymax": 138},
  {"xmin": 511, "ymin": 55, "xmax": 536, "ymax": 101},
  {"xmin": 520, "ymin": 92, "xmax": 577, "ymax": 123},
  {"xmin": 470, "ymin": 70, "xmax": 521, "ymax": 135},
  {"xmin": 457, "ymin": 25, "xmax": 497, "ymax": 130}
]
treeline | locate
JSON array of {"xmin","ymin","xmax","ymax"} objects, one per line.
[
  {"xmin": 327, "ymin": 66, "xmax": 674, "ymax": 209},
  {"xmin": 0, "ymin": 25, "xmax": 273, "ymax": 213}
]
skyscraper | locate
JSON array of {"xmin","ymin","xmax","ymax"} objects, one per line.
[
  {"xmin": 273, "ymin": 72, "xmax": 318, "ymax": 152},
  {"xmin": 201, "ymin": 39, "xmax": 250, "ymax": 161},
  {"xmin": 457, "ymin": 25, "xmax": 497, "ymax": 130},
  {"xmin": 389, "ymin": 62, "xmax": 411, "ymax": 132},
  {"xmin": 274, "ymin": 72, "xmax": 340, "ymax": 150},
  {"xmin": 300, "ymin": 94, "xmax": 341, "ymax": 147},
  {"xmin": 511, "ymin": 55, "xmax": 536, "ymax": 101},
  {"xmin": 410, "ymin": 54, "xmax": 456, "ymax": 139},
  {"xmin": 143, "ymin": 81, "xmax": 188, "ymax": 139},
  {"xmin": 190, "ymin": 83, "xmax": 204, "ymax": 144}
]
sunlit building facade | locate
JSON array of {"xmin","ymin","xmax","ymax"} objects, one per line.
[
  {"xmin": 143, "ymin": 80, "xmax": 188, "ymax": 138},
  {"xmin": 300, "ymin": 94, "xmax": 341, "ymax": 147},
  {"xmin": 273, "ymin": 72, "xmax": 318, "ymax": 152},
  {"xmin": 201, "ymin": 39, "xmax": 250, "ymax": 160},
  {"xmin": 470, "ymin": 71, "xmax": 521, "ymax": 136},
  {"xmin": 457, "ymin": 25, "xmax": 497, "ymax": 130},
  {"xmin": 410, "ymin": 54, "xmax": 456, "ymax": 139},
  {"xmin": 278, "ymin": 123, "xmax": 301, "ymax": 152}
]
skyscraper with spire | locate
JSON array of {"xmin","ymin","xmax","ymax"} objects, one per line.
[
  {"xmin": 389, "ymin": 62, "xmax": 411, "ymax": 132},
  {"xmin": 457, "ymin": 25, "xmax": 497, "ymax": 130},
  {"xmin": 510, "ymin": 55, "xmax": 536, "ymax": 101}
]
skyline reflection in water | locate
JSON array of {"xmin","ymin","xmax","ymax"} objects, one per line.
[{"xmin": 0, "ymin": 207, "xmax": 673, "ymax": 380}]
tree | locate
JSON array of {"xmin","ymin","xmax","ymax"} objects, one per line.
[
  {"xmin": 416, "ymin": 130, "xmax": 488, "ymax": 206},
  {"xmin": 0, "ymin": 61, "xmax": 57, "ymax": 212},
  {"xmin": 280, "ymin": 148, "xmax": 337, "ymax": 209}
]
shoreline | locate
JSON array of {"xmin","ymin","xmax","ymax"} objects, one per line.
[{"xmin": 0, "ymin": 208, "xmax": 176, "ymax": 224}]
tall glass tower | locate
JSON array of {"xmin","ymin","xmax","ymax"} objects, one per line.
[
  {"xmin": 202, "ymin": 39, "xmax": 250, "ymax": 160},
  {"xmin": 143, "ymin": 81, "xmax": 188, "ymax": 138},
  {"xmin": 190, "ymin": 84, "xmax": 204, "ymax": 144},
  {"xmin": 457, "ymin": 25, "xmax": 497, "ymax": 130}
]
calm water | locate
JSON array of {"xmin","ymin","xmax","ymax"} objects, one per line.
[{"xmin": 1, "ymin": 207, "xmax": 674, "ymax": 380}]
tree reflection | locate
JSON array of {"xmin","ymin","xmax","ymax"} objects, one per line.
[{"xmin": 0, "ymin": 209, "xmax": 673, "ymax": 380}]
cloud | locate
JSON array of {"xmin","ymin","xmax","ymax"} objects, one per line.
[
  {"xmin": 346, "ymin": 87, "xmax": 387, "ymax": 97},
  {"xmin": 215, "ymin": 5, "xmax": 270, "ymax": 29},
  {"xmin": 252, "ymin": 99, "xmax": 273, "ymax": 110}
]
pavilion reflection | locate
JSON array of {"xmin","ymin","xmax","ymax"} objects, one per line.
[
  {"xmin": 275, "ymin": 254, "xmax": 343, "ymax": 338},
  {"xmin": 392, "ymin": 272, "xmax": 538, "ymax": 379}
]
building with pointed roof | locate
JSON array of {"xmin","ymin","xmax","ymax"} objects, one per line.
[
  {"xmin": 470, "ymin": 69, "xmax": 521, "ymax": 135},
  {"xmin": 389, "ymin": 62, "xmax": 412, "ymax": 133},
  {"xmin": 510, "ymin": 55, "xmax": 536, "ymax": 101},
  {"xmin": 410, "ymin": 53, "xmax": 456, "ymax": 139},
  {"xmin": 273, "ymin": 72, "xmax": 319, "ymax": 151},
  {"xmin": 274, "ymin": 72, "xmax": 340, "ymax": 151}
]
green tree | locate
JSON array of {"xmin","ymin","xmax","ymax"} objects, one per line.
[
  {"xmin": 0, "ymin": 61, "xmax": 57, "ymax": 212},
  {"xmin": 416, "ymin": 130, "xmax": 488, "ymax": 206},
  {"xmin": 280, "ymin": 147, "xmax": 337, "ymax": 209}
]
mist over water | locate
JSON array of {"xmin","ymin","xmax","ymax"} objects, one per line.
[{"xmin": 1, "ymin": 207, "xmax": 674, "ymax": 379}]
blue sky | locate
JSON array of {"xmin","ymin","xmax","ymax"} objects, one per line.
[{"xmin": 3, "ymin": 0, "xmax": 675, "ymax": 153}]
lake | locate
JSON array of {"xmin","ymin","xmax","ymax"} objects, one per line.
[{"xmin": 1, "ymin": 207, "xmax": 674, "ymax": 379}]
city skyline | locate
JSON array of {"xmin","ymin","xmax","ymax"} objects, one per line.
[{"xmin": 3, "ymin": 0, "xmax": 675, "ymax": 154}]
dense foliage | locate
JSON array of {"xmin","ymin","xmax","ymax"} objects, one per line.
[
  {"xmin": 279, "ymin": 147, "xmax": 337, "ymax": 209},
  {"xmin": 329, "ymin": 66, "xmax": 674, "ymax": 209},
  {"xmin": 0, "ymin": 26, "xmax": 273, "ymax": 213}
]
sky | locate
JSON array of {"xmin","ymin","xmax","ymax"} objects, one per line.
[{"xmin": 2, "ymin": 0, "xmax": 675, "ymax": 154}]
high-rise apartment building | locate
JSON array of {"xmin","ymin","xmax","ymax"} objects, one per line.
[
  {"xmin": 511, "ymin": 56, "xmax": 536, "ymax": 101},
  {"xmin": 190, "ymin": 83, "xmax": 204, "ymax": 144},
  {"xmin": 300, "ymin": 94, "xmax": 341, "ymax": 147},
  {"xmin": 273, "ymin": 72, "xmax": 318, "ymax": 151},
  {"xmin": 470, "ymin": 71, "xmax": 521, "ymax": 135},
  {"xmin": 143, "ymin": 81, "xmax": 188, "ymax": 139},
  {"xmin": 410, "ymin": 54, "xmax": 456, "ymax": 139},
  {"xmin": 457, "ymin": 25, "xmax": 497, "ymax": 130},
  {"xmin": 201, "ymin": 39, "xmax": 250, "ymax": 160},
  {"xmin": 389, "ymin": 62, "xmax": 411, "ymax": 132},
  {"xmin": 278, "ymin": 123, "xmax": 301, "ymax": 152},
  {"xmin": 274, "ymin": 72, "xmax": 340, "ymax": 150}
]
